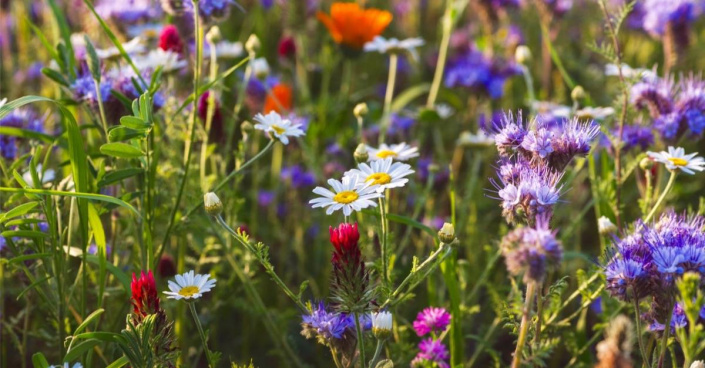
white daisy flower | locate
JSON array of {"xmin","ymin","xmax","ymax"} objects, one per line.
[
  {"xmin": 132, "ymin": 49, "xmax": 187, "ymax": 73},
  {"xmin": 457, "ymin": 130, "xmax": 494, "ymax": 147},
  {"xmin": 253, "ymin": 111, "xmax": 305, "ymax": 145},
  {"xmin": 49, "ymin": 363, "xmax": 82, "ymax": 368},
  {"xmin": 96, "ymin": 37, "xmax": 145, "ymax": 59},
  {"xmin": 344, "ymin": 158, "xmax": 414, "ymax": 192},
  {"xmin": 366, "ymin": 143, "xmax": 419, "ymax": 162},
  {"xmin": 605, "ymin": 63, "xmax": 657, "ymax": 81},
  {"xmin": 204, "ymin": 40, "xmax": 244, "ymax": 59},
  {"xmin": 364, "ymin": 36, "xmax": 424, "ymax": 56},
  {"xmin": 575, "ymin": 106, "xmax": 615, "ymax": 120},
  {"xmin": 163, "ymin": 270, "xmax": 216, "ymax": 300},
  {"xmin": 647, "ymin": 146, "xmax": 705, "ymax": 175},
  {"xmin": 252, "ymin": 57, "xmax": 270, "ymax": 78},
  {"xmin": 309, "ymin": 176, "xmax": 382, "ymax": 216},
  {"xmin": 22, "ymin": 164, "xmax": 56, "ymax": 188}
]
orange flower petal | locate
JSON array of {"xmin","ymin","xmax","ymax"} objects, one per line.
[
  {"xmin": 317, "ymin": 11, "xmax": 343, "ymax": 43},
  {"xmin": 264, "ymin": 84, "xmax": 293, "ymax": 113}
]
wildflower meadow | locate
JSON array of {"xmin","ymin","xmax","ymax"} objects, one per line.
[{"xmin": 5, "ymin": 0, "xmax": 705, "ymax": 367}]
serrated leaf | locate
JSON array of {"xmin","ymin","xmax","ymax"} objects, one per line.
[{"xmin": 100, "ymin": 143, "xmax": 144, "ymax": 158}]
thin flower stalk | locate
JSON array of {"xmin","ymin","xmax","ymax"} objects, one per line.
[
  {"xmin": 188, "ymin": 302, "xmax": 215, "ymax": 368},
  {"xmin": 511, "ymin": 282, "xmax": 536, "ymax": 368},
  {"xmin": 379, "ymin": 53, "xmax": 398, "ymax": 143},
  {"xmin": 644, "ymin": 170, "xmax": 677, "ymax": 223},
  {"xmin": 427, "ymin": 0, "xmax": 453, "ymax": 108}
]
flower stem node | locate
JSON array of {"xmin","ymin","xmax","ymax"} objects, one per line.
[
  {"xmin": 206, "ymin": 26, "xmax": 221, "ymax": 44},
  {"xmin": 515, "ymin": 45, "xmax": 532, "ymax": 65},
  {"xmin": 639, "ymin": 157, "xmax": 654, "ymax": 170},
  {"xmin": 438, "ymin": 223, "xmax": 456, "ymax": 244},
  {"xmin": 245, "ymin": 34, "xmax": 260, "ymax": 54},
  {"xmin": 354, "ymin": 103, "xmax": 369, "ymax": 118},
  {"xmin": 354, "ymin": 143, "xmax": 369, "ymax": 163},
  {"xmin": 241, "ymin": 121, "xmax": 254, "ymax": 135},
  {"xmin": 204, "ymin": 192, "xmax": 223, "ymax": 216}
]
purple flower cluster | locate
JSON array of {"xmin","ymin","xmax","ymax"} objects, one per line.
[
  {"xmin": 301, "ymin": 302, "xmax": 353, "ymax": 341},
  {"xmin": 444, "ymin": 48, "xmax": 521, "ymax": 99},
  {"xmin": 96, "ymin": 0, "xmax": 162, "ymax": 24},
  {"xmin": 630, "ymin": 72, "xmax": 705, "ymax": 140},
  {"xmin": 411, "ymin": 307, "xmax": 451, "ymax": 368},
  {"xmin": 281, "ymin": 165, "xmax": 316, "ymax": 189},
  {"xmin": 604, "ymin": 212, "xmax": 705, "ymax": 324},
  {"xmin": 500, "ymin": 215, "xmax": 563, "ymax": 282},
  {"xmin": 0, "ymin": 107, "xmax": 45, "ymax": 159},
  {"xmin": 642, "ymin": 0, "xmax": 700, "ymax": 47}
]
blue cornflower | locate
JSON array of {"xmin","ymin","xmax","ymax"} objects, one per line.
[
  {"xmin": 445, "ymin": 48, "xmax": 520, "ymax": 99},
  {"xmin": 281, "ymin": 165, "xmax": 316, "ymax": 189},
  {"xmin": 301, "ymin": 302, "xmax": 351, "ymax": 340},
  {"xmin": 71, "ymin": 73, "xmax": 112, "ymax": 106}
]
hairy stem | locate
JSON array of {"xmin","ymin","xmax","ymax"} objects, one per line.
[{"xmin": 511, "ymin": 282, "xmax": 536, "ymax": 368}]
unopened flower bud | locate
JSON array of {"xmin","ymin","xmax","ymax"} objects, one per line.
[
  {"xmin": 245, "ymin": 34, "xmax": 260, "ymax": 54},
  {"xmin": 206, "ymin": 26, "xmax": 222, "ymax": 44},
  {"xmin": 691, "ymin": 360, "xmax": 705, "ymax": 368},
  {"xmin": 372, "ymin": 311, "xmax": 393, "ymax": 340},
  {"xmin": 515, "ymin": 45, "xmax": 531, "ymax": 64},
  {"xmin": 241, "ymin": 121, "xmax": 254, "ymax": 134},
  {"xmin": 571, "ymin": 86, "xmax": 586, "ymax": 101},
  {"xmin": 598, "ymin": 216, "xmax": 617, "ymax": 235},
  {"xmin": 204, "ymin": 192, "xmax": 223, "ymax": 216},
  {"xmin": 252, "ymin": 57, "xmax": 270, "ymax": 78},
  {"xmin": 428, "ymin": 163, "xmax": 440, "ymax": 174},
  {"xmin": 354, "ymin": 103, "xmax": 369, "ymax": 118},
  {"xmin": 354, "ymin": 143, "xmax": 369, "ymax": 163},
  {"xmin": 438, "ymin": 223, "xmax": 455, "ymax": 243},
  {"xmin": 639, "ymin": 157, "xmax": 653, "ymax": 170}
]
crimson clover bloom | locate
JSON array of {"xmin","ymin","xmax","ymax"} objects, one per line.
[
  {"xmin": 413, "ymin": 307, "xmax": 451, "ymax": 336},
  {"xmin": 329, "ymin": 223, "xmax": 373, "ymax": 312},
  {"xmin": 131, "ymin": 270, "xmax": 160, "ymax": 321}
]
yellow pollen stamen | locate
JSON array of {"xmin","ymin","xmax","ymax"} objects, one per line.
[
  {"xmin": 376, "ymin": 149, "xmax": 398, "ymax": 159},
  {"xmin": 668, "ymin": 157, "xmax": 688, "ymax": 166},
  {"xmin": 178, "ymin": 285, "xmax": 200, "ymax": 297},
  {"xmin": 333, "ymin": 190, "xmax": 359, "ymax": 204},
  {"xmin": 271, "ymin": 125, "xmax": 286, "ymax": 135},
  {"xmin": 366, "ymin": 172, "xmax": 392, "ymax": 185}
]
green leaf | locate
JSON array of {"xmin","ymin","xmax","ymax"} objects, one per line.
[
  {"xmin": 0, "ymin": 187, "xmax": 140, "ymax": 218},
  {"xmin": 120, "ymin": 116, "xmax": 151, "ymax": 130},
  {"xmin": 8, "ymin": 253, "xmax": 51, "ymax": 264},
  {"xmin": 1, "ymin": 230, "xmax": 49, "ymax": 239},
  {"xmin": 100, "ymin": 143, "xmax": 144, "ymax": 158},
  {"xmin": 0, "ymin": 202, "xmax": 40, "ymax": 223},
  {"xmin": 106, "ymin": 356, "xmax": 130, "ymax": 368},
  {"xmin": 88, "ymin": 203, "xmax": 108, "ymax": 306},
  {"xmin": 98, "ymin": 168, "xmax": 144, "ymax": 188},
  {"xmin": 64, "ymin": 339, "xmax": 101, "ymax": 363},
  {"xmin": 84, "ymin": 35, "xmax": 102, "ymax": 82},
  {"xmin": 375, "ymin": 360, "xmax": 394, "ymax": 368},
  {"xmin": 74, "ymin": 309, "xmax": 105, "ymax": 335},
  {"xmin": 31, "ymin": 353, "xmax": 50, "ymax": 368},
  {"xmin": 41, "ymin": 67, "xmax": 70, "ymax": 87},
  {"xmin": 17, "ymin": 276, "xmax": 51, "ymax": 300},
  {"xmin": 0, "ymin": 127, "xmax": 54, "ymax": 143},
  {"xmin": 108, "ymin": 126, "xmax": 148, "ymax": 142}
]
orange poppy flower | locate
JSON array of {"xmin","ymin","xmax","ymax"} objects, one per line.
[
  {"xmin": 317, "ymin": 3, "xmax": 393, "ymax": 51},
  {"xmin": 264, "ymin": 84, "xmax": 293, "ymax": 113}
]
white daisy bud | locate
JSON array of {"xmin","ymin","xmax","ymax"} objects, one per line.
[
  {"xmin": 206, "ymin": 26, "xmax": 222, "ymax": 44},
  {"xmin": 372, "ymin": 311, "xmax": 393, "ymax": 340},
  {"xmin": 571, "ymin": 86, "xmax": 586, "ymax": 101},
  {"xmin": 354, "ymin": 103, "xmax": 369, "ymax": 118},
  {"xmin": 204, "ymin": 192, "xmax": 223, "ymax": 216},
  {"xmin": 245, "ymin": 34, "xmax": 260, "ymax": 54},
  {"xmin": 438, "ymin": 223, "xmax": 455, "ymax": 243},
  {"xmin": 691, "ymin": 361, "xmax": 705, "ymax": 368},
  {"xmin": 598, "ymin": 216, "xmax": 617, "ymax": 235},
  {"xmin": 252, "ymin": 57, "xmax": 270, "ymax": 79},
  {"xmin": 354, "ymin": 143, "xmax": 369, "ymax": 163},
  {"xmin": 515, "ymin": 45, "xmax": 531, "ymax": 64}
]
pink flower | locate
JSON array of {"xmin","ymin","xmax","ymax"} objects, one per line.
[{"xmin": 413, "ymin": 307, "xmax": 451, "ymax": 336}]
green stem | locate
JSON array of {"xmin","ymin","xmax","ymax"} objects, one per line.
[
  {"xmin": 188, "ymin": 302, "xmax": 214, "ymax": 368},
  {"xmin": 511, "ymin": 282, "xmax": 536, "ymax": 368},
  {"xmin": 520, "ymin": 64, "xmax": 536, "ymax": 113},
  {"xmin": 368, "ymin": 339, "xmax": 385, "ymax": 368},
  {"xmin": 215, "ymin": 215, "xmax": 308, "ymax": 311},
  {"xmin": 644, "ymin": 170, "xmax": 677, "ymax": 223},
  {"xmin": 354, "ymin": 312, "xmax": 366, "ymax": 367},
  {"xmin": 656, "ymin": 301, "xmax": 674, "ymax": 368},
  {"xmin": 159, "ymin": 0, "xmax": 202, "ymax": 263},
  {"xmin": 330, "ymin": 347, "xmax": 344, "ymax": 368},
  {"xmin": 634, "ymin": 299, "xmax": 652, "ymax": 368},
  {"xmin": 379, "ymin": 53, "xmax": 398, "ymax": 144},
  {"xmin": 426, "ymin": 0, "xmax": 453, "ymax": 108},
  {"xmin": 378, "ymin": 196, "xmax": 389, "ymax": 286},
  {"xmin": 199, "ymin": 38, "xmax": 220, "ymax": 192},
  {"xmin": 533, "ymin": 284, "xmax": 543, "ymax": 348},
  {"xmin": 93, "ymin": 80, "xmax": 110, "ymax": 137}
]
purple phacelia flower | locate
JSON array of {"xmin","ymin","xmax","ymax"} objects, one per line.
[
  {"xmin": 500, "ymin": 216, "xmax": 563, "ymax": 283},
  {"xmin": 493, "ymin": 111, "xmax": 528, "ymax": 157},
  {"xmin": 413, "ymin": 307, "xmax": 451, "ymax": 336}
]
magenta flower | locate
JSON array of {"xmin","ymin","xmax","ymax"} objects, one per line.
[{"xmin": 413, "ymin": 307, "xmax": 451, "ymax": 336}]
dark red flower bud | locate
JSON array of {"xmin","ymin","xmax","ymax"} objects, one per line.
[
  {"xmin": 198, "ymin": 91, "xmax": 224, "ymax": 142},
  {"xmin": 131, "ymin": 271, "xmax": 160, "ymax": 320},
  {"xmin": 157, "ymin": 254, "xmax": 177, "ymax": 278},
  {"xmin": 159, "ymin": 25, "xmax": 184, "ymax": 53},
  {"xmin": 278, "ymin": 36, "xmax": 296, "ymax": 60}
]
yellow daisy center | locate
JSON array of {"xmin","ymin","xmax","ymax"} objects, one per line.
[
  {"xmin": 668, "ymin": 157, "xmax": 688, "ymax": 166},
  {"xmin": 376, "ymin": 150, "xmax": 398, "ymax": 159},
  {"xmin": 333, "ymin": 190, "xmax": 359, "ymax": 204},
  {"xmin": 366, "ymin": 172, "xmax": 392, "ymax": 185},
  {"xmin": 271, "ymin": 125, "xmax": 286, "ymax": 135},
  {"xmin": 178, "ymin": 285, "xmax": 200, "ymax": 297}
]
